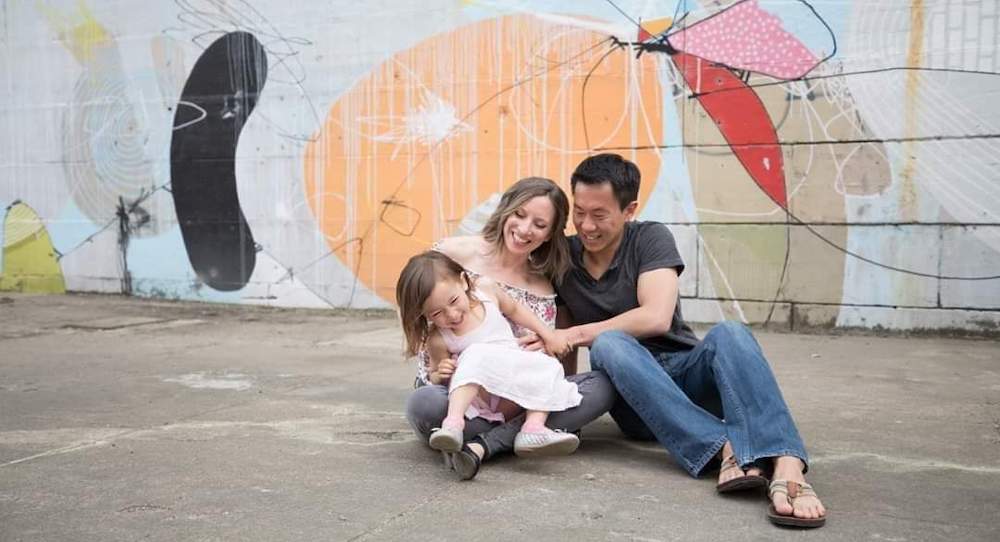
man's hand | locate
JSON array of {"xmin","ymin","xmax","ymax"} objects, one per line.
[{"xmin": 543, "ymin": 329, "xmax": 575, "ymax": 358}]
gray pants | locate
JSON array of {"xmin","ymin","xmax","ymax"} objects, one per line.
[{"xmin": 405, "ymin": 371, "xmax": 617, "ymax": 459}]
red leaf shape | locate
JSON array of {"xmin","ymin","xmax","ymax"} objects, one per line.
[{"xmin": 672, "ymin": 52, "xmax": 787, "ymax": 209}]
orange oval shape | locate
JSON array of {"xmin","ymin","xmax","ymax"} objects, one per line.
[{"xmin": 304, "ymin": 14, "xmax": 663, "ymax": 302}]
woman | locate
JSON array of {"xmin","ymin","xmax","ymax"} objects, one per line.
[{"xmin": 404, "ymin": 177, "xmax": 615, "ymax": 480}]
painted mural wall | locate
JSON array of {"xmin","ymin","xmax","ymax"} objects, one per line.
[{"xmin": 1, "ymin": 0, "xmax": 998, "ymax": 332}]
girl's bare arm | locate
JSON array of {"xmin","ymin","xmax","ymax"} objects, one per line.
[{"xmin": 481, "ymin": 280, "xmax": 570, "ymax": 357}]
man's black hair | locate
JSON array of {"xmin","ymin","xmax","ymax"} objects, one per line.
[{"xmin": 570, "ymin": 153, "xmax": 640, "ymax": 210}]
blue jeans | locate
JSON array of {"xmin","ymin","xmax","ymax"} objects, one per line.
[{"xmin": 589, "ymin": 322, "xmax": 807, "ymax": 477}]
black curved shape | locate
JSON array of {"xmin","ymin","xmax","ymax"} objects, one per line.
[{"xmin": 170, "ymin": 31, "xmax": 266, "ymax": 291}]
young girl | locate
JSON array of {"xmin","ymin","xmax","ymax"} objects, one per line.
[{"xmin": 396, "ymin": 250, "xmax": 582, "ymax": 458}]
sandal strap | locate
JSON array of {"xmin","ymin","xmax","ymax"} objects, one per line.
[
  {"xmin": 792, "ymin": 482, "xmax": 817, "ymax": 499},
  {"xmin": 720, "ymin": 454, "xmax": 743, "ymax": 474},
  {"xmin": 769, "ymin": 480, "xmax": 818, "ymax": 500},
  {"xmin": 768, "ymin": 480, "xmax": 789, "ymax": 499}
]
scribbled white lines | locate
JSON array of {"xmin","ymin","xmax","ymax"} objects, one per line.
[{"xmin": 362, "ymin": 87, "xmax": 473, "ymax": 158}]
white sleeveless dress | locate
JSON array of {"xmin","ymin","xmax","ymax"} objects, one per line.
[{"xmin": 441, "ymin": 293, "xmax": 582, "ymax": 415}]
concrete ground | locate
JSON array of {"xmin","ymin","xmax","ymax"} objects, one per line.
[{"xmin": 1, "ymin": 293, "xmax": 998, "ymax": 542}]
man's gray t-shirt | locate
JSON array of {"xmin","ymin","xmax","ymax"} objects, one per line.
[{"xmin": 556, "ymin": 221, "xmax": 699, "ymax": 355}]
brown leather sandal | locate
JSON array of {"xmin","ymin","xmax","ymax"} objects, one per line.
[
  {"xmin": 767, "ymin": 480, "xmax": 826, "ymax": 528},
  {"xmin": 716, "ymin": 454, "xmax": 768, "ymax": 493}
]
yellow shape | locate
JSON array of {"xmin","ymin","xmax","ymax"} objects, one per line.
[
  {"xmin": 0, "ymin": 202, "xmax": 66, "ymax": 294},
  {"xmin": 38, "ymin": 0, "xmax": 111, "ymax": 63},
  {"xmin": 641, "ymin": 17, "xmax": 673, "ymax": 38}
]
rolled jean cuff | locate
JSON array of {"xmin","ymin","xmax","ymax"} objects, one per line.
[
  {"xmin": 748, "ymin": 449, "xmax": 810, "ymax": 473},
  {"xmin": 691, "ymin": 435, "xmax": 729, "ymax": 477}
]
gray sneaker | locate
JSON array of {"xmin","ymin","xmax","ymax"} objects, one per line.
[
  {"xmin": 513, "ymin": 429, "xmax": 580, "ymax": 458},
  {"xmin": 429, "ymin": 426, "xmax": 463, "ymax": 452}
]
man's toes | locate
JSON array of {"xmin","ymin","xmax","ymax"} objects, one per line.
[
  {"xmin": 794, "ymin": 499, "xmax": 824, "ymax": 519},
  {"xmin": 772, "ymin": 497, "xmax": 793, "ymax": 516}
]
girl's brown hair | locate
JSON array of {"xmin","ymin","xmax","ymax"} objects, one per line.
[
  {"xmin": 480, "ymin": 177, "xmax": 570, "ymax": 284},
  {"xmin": 395, "ymin": 251, "xmax": 474, "ymax": 356}
]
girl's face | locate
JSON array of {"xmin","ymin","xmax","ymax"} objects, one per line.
[
  {"xmin": 421, "ymin": 277, "xmax": 473, "ymax": 332},
  {"xmin": 502, "ymin": 195, "xmax": 556, "ymax": 256}
]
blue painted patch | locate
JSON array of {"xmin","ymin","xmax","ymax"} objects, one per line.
[
  {"xmin": 127, "ymin": 226, "xmax": 243, "ymax": 304},
  {"xmin": 638, "ymin": 67, "xmax": 697, "ymax": 224},
  {"xmin": 45, "ymin": 200, "xmax": 104, "ymax": 262},
  {"xmin": 461, "ymin": 1, "xmax": 687, "ymax": 30},
  {"xmin": 758, "ymin": 0, "xmax": 846, "ymax": 60}
]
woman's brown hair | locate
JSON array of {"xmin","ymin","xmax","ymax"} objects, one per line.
[
  {"xmin": 395, "ymin": 251, "xmax": 474, "ymax": 357},
  {"xmin": 480, "ymin": 177, "xmax": 570, "ymax": 283}
]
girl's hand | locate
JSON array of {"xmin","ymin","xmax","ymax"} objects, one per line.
[
  {"xmin": 432, "ymin": 358, "xmax": 456, "ymax": 385},
  {"xmin": 517, "ymin": 330, "xmax": 544, "ymax": 352}
]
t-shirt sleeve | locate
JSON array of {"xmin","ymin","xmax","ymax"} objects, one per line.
[{"xmin": 636, "ymin": 223, "xmax": 685, "ymax": 276}]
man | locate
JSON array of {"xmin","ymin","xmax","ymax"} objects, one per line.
[{"xmin": 554, "ymin": 154, "xmax": 826, "ymax": 528}]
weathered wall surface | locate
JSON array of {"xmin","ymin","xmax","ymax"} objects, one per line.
[{"xmin": 1, "ymin": 0, "xmax": 998, "ymax": 332}]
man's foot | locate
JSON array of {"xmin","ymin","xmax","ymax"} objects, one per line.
[
  {"xmin": 767, "ymin": 456, "xmax": 826, "ymax": 528},
  {"xmin": 716, "ymin": 441, "xmax": 767, "ymax": 493}
]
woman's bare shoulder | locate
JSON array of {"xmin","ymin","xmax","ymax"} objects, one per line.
[
  {"xmin": 434, "ymin": 236, "xmax": 488, "ymax": 266},
  {"xmin": 522, "ymin": 273, "xmax": 555, "ymax": 296},
  {"xmin": 471, "ymin": 277, "xmax": 502, "ymax": 302}
]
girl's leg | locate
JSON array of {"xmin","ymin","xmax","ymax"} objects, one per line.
[
  {"xmin": 521, "ymin": 410, "xmax": 549, "ymax": 433},
  {"xmin": 429, "ymin": 384, "xmax": 480, "ymax": 453},
  {"xmin": 513, "ymin": 409, "xmax": 579, "ymax": 457},
  {"xmin": 442, "ymin": 384, "xmax": 481, "ymax": 429}
]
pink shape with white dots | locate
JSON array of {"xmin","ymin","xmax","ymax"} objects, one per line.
[{"xmin": 668, "ymin": 0, "xmax": 819, "ymax": 80}]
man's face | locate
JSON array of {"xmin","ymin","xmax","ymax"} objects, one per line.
[{"xmin": 572, "ymin": 181, "xmax": 637, "ymax": 258}]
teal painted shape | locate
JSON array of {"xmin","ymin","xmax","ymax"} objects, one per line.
[
  {"xmin": 127, "ymin": 226, "xmax": 244, "ymax": 303},
  {"xmin": 47, "ymin": 200, "xmax": 102, "ymax": 260},
  {"xmin": 638, "ymin": 66, "xmax": 697, "ymax": 224}
]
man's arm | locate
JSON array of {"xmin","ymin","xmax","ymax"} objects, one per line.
[{"xmin": 563, "ymin": 267, "xmax": 679, "ymax": 347}]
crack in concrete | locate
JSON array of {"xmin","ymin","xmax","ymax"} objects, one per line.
[
  {"xmin": 812, "ymin": 452, "xmax": 1000, "ymax": 474},
  {"xmin": 0, "ymin": 437, "xmax": 120, "ymax": 467},
  {"xmin": 346, "ymin": 492, "xmax": 444, "ymax": 542},
  {"xmin": 0, "ymin": 417, "xmax": 416, "ymax": 468}
]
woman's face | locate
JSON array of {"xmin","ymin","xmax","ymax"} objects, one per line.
[{"xmin": 502, "ymin": 195, "xmax": 556, "ymax": 256}]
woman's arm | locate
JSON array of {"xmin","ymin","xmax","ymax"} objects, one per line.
[
  {"xmin": 425, "ymin": 332, "xmax": 456, "ymax": 386},
  {"xmin": 432, "ymin": 235, "xmax": 485, "ymax": 269}
]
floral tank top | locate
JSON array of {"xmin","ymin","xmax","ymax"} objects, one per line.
[{"xmin": 414, "ymin": 269, "xmax": 557, "ymax": 386}]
